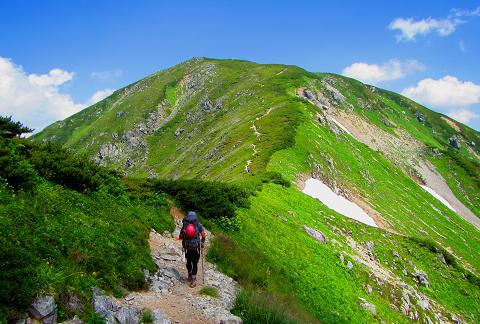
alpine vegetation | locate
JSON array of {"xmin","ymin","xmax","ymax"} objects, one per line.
[{"xmin": 2, "ymin": 57, "xmax": 479, "ymax": 323}]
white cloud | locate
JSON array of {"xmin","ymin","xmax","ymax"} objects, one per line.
[
  {"xmin": 459, "ymin": 40, "xmax": 467, "ymax": 53},
  {"xmin": 86, "ymin": 88, "xmax": 115, "ymax": 106},
  {"xmin": 389, "ymin": 6, "xmax": 480, "ymax": 41},
  {"xmin": 90, "ymin": 69, "xmax": 122, "ymax": 81},
  {"xmin": 388, "ymin": 17, "xmax": 460, "ymax": 41},
  {"xmin": 342, "ymin": 59, "xmax": 425, "ymax": 84},
  {"xmin": 402, "ymin": 76, "xmax": 480, "ymax": 107},
  {"xmin": 402, "ymin": 76, "xmax": 480, "ymax": 125},
  {"xmin": 447, "ymin": 109, "xmax": 479, "ymax": 124},
  {"xmin": 28, "ymin": 68, "xmax": 75, "ymax": 87},
  {"xmin": 0, "ymin": 57, "xmax": 115, "ymax": 133}
]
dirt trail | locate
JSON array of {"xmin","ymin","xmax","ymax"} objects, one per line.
[{"xmin": 116, "ymin": 207, "xmax": 241, "ymax": 324}]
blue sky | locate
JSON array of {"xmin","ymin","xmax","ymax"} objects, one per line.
[{"xmin": 0, "ymin": 0, "xmax": 479, "ymax": 131}]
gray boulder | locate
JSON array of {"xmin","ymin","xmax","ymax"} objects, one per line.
[
  {"xmin": 29, "ymin": 295, "xmax": 57, "ymax": 324},
  {"xmin": 412, "ymin": 271, "xmax": 430, "ymax": 287},
  {"xmin": 302, "ymin": 225, "xmax": 328, "ymax": 244},
  {"xmin": 347, "ymin": 261, "xmax": 354, "ymax": 270},
  {"xmin": 219, "ymin": 315, "xmax": 243, "ymax": 324},
  {"xmin": 415, "ymin": 113, "xmax": 425, "ymax": 123},
  {"xmin": 174, "ymin": 128, "xmax": 184, "ymax": 136},
  {"xmin": 449, "ymin": 135, "xmax": 461, "ymax": 149},
  {"xmin": 152, "ymin": 309, "xmax": 171, "ymax": 324},
  {"xmin": 358, "ymin": 297, "xmax": 376, "ymax": 316},
  {"xmin": 93, "ymin": 294, "xmax": 119, "ymax": 323},
  {"xmin": 115, "ymin": 307, "xmax": 140, "ymax": 324},
  {"xmin": 201, "ymin": 99, "xmax": 214, "ymax": 111}
]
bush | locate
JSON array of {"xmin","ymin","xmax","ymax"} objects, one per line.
[
  {"xmin": 25, "ymin": 141, "xmax": 121, "ymax": 193},
  {"xmin": 0, "ymin": 139, "xmax": 39, "ymax": 190},
  {"xmin": 214, "ymin": 216, "xmax": 241, "ymax": 232},
  {"xmin": 151, "ymin": 179, "xmax": 251, "ymax": 219}
]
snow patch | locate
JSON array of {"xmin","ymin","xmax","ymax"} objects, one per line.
[
  {"xmin": 331, "ymin": 118, "xmax": 353, "ymax": 136},
  {"xmin": 303, "ymin": 178, "xmax": 378, "ymax": 227},
  {"xmin": 420, "ymin": 185, "xmax": 456, "ymax": 212}
]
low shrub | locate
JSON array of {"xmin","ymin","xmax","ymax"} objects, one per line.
[{"xmin": 151, "ymin": 179, "xmax": 251, "ymax": 219}]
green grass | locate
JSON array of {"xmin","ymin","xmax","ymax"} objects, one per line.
[
  {"xmin": 199, "ymin": 286, "xmax": 219, "ymax": 298},
  {"xmin": 140, "ymin": 309, "xmax": 154, "ymax": 324},
  {"xmin": 217, "ymin": 183, "xmax": 480, "ymax": 322},
  {"xmin": 0, "ymin": 181, "xmax": 174, "ymax": 322},
  {"xmin": 29, "ymin": 58, "xmax": 480, "ymax": 322}
]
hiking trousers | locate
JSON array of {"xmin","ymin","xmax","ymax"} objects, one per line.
[{"xmin": 185, "ymin": 249, "xmax": 200, "ymax": 278}]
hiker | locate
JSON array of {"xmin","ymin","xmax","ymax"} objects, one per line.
[{"xmin": 179, "ymin": 211, "xmax": 206, "ymax": 287}]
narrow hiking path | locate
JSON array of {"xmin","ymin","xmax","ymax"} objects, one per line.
[
  {"xmin": 116, "ymin": 207, "xmax": 241, "ymax": 324},
  {"xmin": 244, "ymin": 106, "xmax": 275, "ymax": 173}
]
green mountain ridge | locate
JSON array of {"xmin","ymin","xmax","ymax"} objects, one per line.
[{"xmin": 30, "ymin": 57, "xmax": 480, "ymax": 322}]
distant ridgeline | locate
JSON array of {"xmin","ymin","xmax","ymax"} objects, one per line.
[{"xmin": 6, "ymin": 57, "xmax": 480, "ymax": 322}]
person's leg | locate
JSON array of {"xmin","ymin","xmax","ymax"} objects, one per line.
[
  {"xmin": 186, "ymin": 251, "xmax": 193, "ymax": 282},
  {"xmin": 190, "ymin": 251, "xmax": 200, "ymax": 287}
]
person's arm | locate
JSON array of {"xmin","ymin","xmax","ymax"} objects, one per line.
[
  {"xmin": 199, "ymin": 224, "xmax": 206, "ymax": 247},
  {"xmin": 178, "ymin": 222, "xmax": 185, "ymax": 240}
]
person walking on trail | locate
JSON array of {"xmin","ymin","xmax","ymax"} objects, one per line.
[{"xmin": 178, "ymin": 211, "xmax": 206, "ymax": 288}]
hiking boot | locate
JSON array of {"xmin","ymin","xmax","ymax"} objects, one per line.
[
  {"xmin": 187, "ymin": 274, "xmax": 192, "ymax": 283},
  {"xmin": 190, "ymin": 279, "xmax": 197, "ymax": 288}
]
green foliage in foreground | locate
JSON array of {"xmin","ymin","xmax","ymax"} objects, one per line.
[{"xmin": 0, "ymin": 124, "xmax": 174, "ymax": 322}]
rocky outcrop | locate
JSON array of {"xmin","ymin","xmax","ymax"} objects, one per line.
[
  {"xmin": 152, "ymin": 309, "xmax": 171, "ymax": 324},
  {"xmin": 303, "ymin": 225, "xmax": 328, "ymax": 244},
  {"xmin": 412, "ymin": 271, "xmax": 430, "ymax": 287},
  {"xmin": 324, "ymin": 83, "xmax": 346, "ymax": 103},
  {"xmin": 415, "ymin": 113, "xmax": 425, "ymax": 123},
  {"xmin": 358, "ymin": 298, "xmax": 376, "ymax": 315},
  {"xmin": 93, "ymin": 288, "xmax": 145, "ymax": 324},
  {"xmin": 29, "ymin": 295, "xmax": 57, "ymax": 324},
  {"xmin": 449, "ymin": 135, "xmax": 461, "ymax": 149}
]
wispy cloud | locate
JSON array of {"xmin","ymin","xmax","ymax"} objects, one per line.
[
  {"xmin": 342, "ymin": 59, "xmax": 425, "ymax": 85},
  {"xmin": 388, "ymin": 6, "xmax": 479, "ymax": 41}
]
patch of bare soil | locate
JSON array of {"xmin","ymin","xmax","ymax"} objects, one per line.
[{"xmin": 441, "ymin": 116, "xmax": 461, "ymax": 132}]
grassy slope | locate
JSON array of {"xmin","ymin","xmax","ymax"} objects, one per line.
[
  {"xmin": 332, "ymin": 77, "xmax": 480, "ymax": 215},
  {"xmin": 0, "ymin": 158, "xmax": 174, "ymax": 322},
  {"xmin": 227, "ymin": 183, "xmax": 480, "ymax": 322},
  {"xmin": 32, "ymin": 58, "xmax": 480, "ymax": 322}
]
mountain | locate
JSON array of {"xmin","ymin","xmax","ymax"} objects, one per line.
[{"xmin": 32, "ymin": 58, "xmax": 480, "ymax": 322}]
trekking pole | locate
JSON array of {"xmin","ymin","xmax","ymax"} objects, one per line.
[{"xmin": 202, "ymin": 244, "xmax": 205, "ymax": 285}]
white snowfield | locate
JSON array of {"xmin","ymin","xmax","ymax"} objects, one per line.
[
  {"xmin": 303, "ymin": 178, "xmax": 378, "ymax": 227},
  {"xmin": 420, "ymin": 185, "xmax": 456, "ymax": 212},
  {"xmin": 331, "ymin": 117, "xmax": 353, "ymax": 136}
]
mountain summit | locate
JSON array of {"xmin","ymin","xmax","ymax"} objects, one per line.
[{"xmin": 33, "ymin": 58, "xmax": 480, "ymax": 322}]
